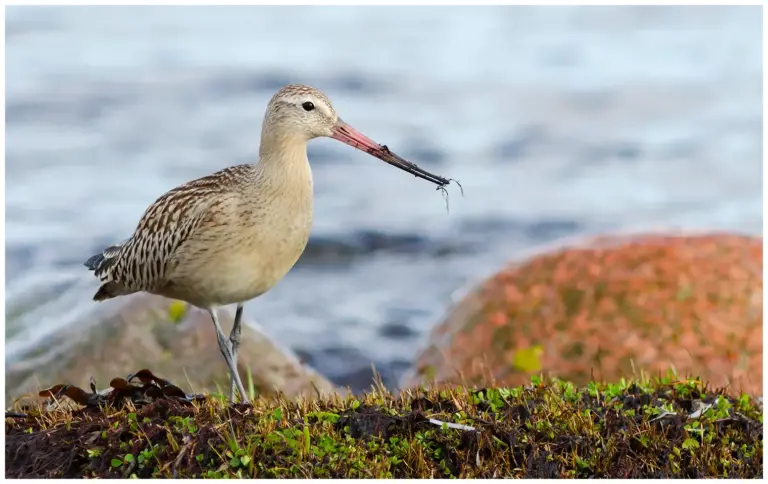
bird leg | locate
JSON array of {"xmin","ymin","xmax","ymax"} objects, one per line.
[
  {"xmin": 229, "ymin": 303, "xmax": 245, "ymax": 402},
  {"xmin": 208, "ymin": 308, "xmax": 249, "ymax": 404}
]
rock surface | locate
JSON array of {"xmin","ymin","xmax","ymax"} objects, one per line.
[
  {"xmin": 6, "ymin": 294, "xmax": 338, "ymax": 406},
  {"xmin": 402, "ymin": 232, "xmax": 762, "ymax": 396}
]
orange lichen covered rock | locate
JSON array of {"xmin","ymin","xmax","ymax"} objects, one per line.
[{"xmin": 403, "ymin": 233, "xmax": 762, "ymax": 395}]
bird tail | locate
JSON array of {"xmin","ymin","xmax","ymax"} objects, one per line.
[
  {"xmin": 84, "ymin": 242, "xmax": 130, "ymax": 301},
  {"xmin": 84, "ymin": 242, "xmax": 123, "ymax": 271}
]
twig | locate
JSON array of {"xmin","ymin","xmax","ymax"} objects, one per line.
[
  {"xmin": 171, "ymin": 441, "xmax": 192, "ymax": 478},
  {"xmin": 649, "ymin": 411, "xmax": 677, "ymax": 423},
  {"xmin": 428, "ymin": 418, "xmax": 476, "ymax": 432},
  {"xmin": 687, "ymin": 396, "xmax": 719, "ymax": 420}
]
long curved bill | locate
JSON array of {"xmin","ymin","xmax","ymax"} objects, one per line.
[{"xmin": 331, "ymin": 119, "xmax": 450, "ymax": 187}]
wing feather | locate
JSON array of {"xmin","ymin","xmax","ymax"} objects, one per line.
[{"xmin": 85, "ymin": 164, "xmax": 252, "ymax": 300}]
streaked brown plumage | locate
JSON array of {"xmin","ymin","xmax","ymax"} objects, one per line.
[{"xmin": 85, "ymin": 83, "xmax": 450, "ymax": 404}]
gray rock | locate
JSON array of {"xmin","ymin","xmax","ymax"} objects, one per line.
[{"xmin": 6, "ymin": 293, "xmax": 338, "ymax": 406}]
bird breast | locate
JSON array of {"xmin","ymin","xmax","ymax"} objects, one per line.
[{"xmin": 162, "ymin": 182, "xmax": 314, "ymax": 306}]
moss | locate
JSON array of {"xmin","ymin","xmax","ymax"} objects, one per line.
[
  {"xmin": 5, "ymin": 375, "xmax": 762, "ymax": 478},
  {"xmin": 166, "ymin": 300, "xmax": 188, "ymax": 324}
]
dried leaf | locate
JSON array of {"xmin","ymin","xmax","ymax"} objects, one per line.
[
  {"xmin": 127, "ymin": 369, "xmax": 155, "ymax": 384},
  {"xmin": 39, "ymin": 385, "xmax": 68, "ymax": 399},
  {"xmin": 38, "ymin": 368, "xmax": 208, "ymax": 410},
  {"xmin": 143, "ymin": 385, "xmax": 163, "ymax": 400},
  {"xmin": 110, "ymin": 378, "xmax": 130, "ymax": 390},
  {"xmin": 128, "ymin": 369, "xmax": 172, "ymax": 387},
  {"xmin": 162, "ymin": 385, "xmax": 187, "ymax": 399},
  {"xmin": 63, "ymin": 386, "xmax": 93, "ymax": 405}
]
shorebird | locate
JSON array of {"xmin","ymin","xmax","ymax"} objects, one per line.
[{"xmin": 85, "ymin": 84, "xmax": 450, "ymax": 404}]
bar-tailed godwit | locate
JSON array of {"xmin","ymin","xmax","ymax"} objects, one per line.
[{"xmin": 85, "ymin": 84, "xmax": 451, "ymax": 403}]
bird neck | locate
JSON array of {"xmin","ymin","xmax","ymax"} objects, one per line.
[
  {"xmin": 254, "ymin": 134, "xmax": 313, "ymax": 194},
  {"xmin": 258, "ymin": 129, "xmax": 310, "ymax": 158}
]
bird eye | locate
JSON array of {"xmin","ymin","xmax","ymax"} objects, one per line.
[{"xmin": 302, "ymin": 101, "xmax": 315, "ymax": 112}]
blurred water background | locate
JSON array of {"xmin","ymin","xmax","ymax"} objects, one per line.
[{"xmin": 5, "ymin": 5, "xmax": 762, "ymax": 391}]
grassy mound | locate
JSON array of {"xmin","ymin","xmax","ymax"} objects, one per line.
[{"xmin": 6, "ymin": 375, "xmax": 762, "ymax": 478}]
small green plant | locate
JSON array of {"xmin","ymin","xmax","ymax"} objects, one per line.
[
  {"xmin": 306, "ymin": 411, "xmax": 340, "ymax": 423},
  {"xmin": 246, "ymin": 366, "xmax": 257, "ymax": 401},
  {"xmin": 682, "ymin": 438, "xmax": 700, "ymax": 450},
  {"xmin": 137, "ymin": 446, "xmax": 157, "ymax": 466},
  {"xmin": 87, "ymin": 449, "xmax": 102, "ymax": 459}
]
